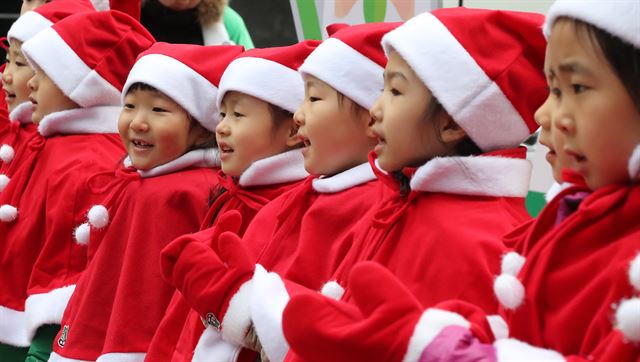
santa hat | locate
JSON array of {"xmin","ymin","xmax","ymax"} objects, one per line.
[
  {"xmin": 21, "ymin": 10, "xmax": 155, "ymax": 108},
  {"xmin": 544, "ymin": 0, "xmax": 640, "ymax": 49},
  {"xmin": 299, "ymin": 22, "xmax": 401, "ymax": 110},
  {"xmin": 382, "ymin": 8, "xmax": 547, "ymax": 151},
  {"xmin": 216, "ymin": 40, "xmax": 321, "ymax": 114},
  {"xmin": 7, "ymin": 0, "xmax": 96, "ymax": 44},
  {"xmin": 123, "ymin": 43, "xmax": 243, "ymax": 132}
]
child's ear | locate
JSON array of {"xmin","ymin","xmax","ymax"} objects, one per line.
[
  {"xmin": 285, "ymin": 120, "xmax": 301, "ymax": 147},
  {"xmin": 439, "ymin": 116, "xmax": 467, "ymax": 144},
  {"xmin": 191, "ymin": 126, "xmax": 216, "ymax": 148}
]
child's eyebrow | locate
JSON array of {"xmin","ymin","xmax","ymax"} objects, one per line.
[
  {"xmin": 558, "ymin": 61, "xmax": 593, "ymax": 77},
  {"xmin": 383, "ymin": 71, "xmax": 408, "ymax": 81}
]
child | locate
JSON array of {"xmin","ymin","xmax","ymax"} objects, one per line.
[
  {"xmin": 156, "ymin": 22, "xmax": 399, "ymax": 362},
  {"xmin": 283, "ymin": 1, "xmax": 640, "ymax": 361},
  {"xmin": 144, "ymin": 42, "xmax": 317, "ymax": 361},
  {"xmin": 1, "ymin": 0, "xmax": 96, "ymax": 186},
  {"xmin": 257, "ymin": 6, "xmax": 547, "ymax": 361},
  {"xmin": 48, "ymin": 42, "xmax": 243, "ymax": 362},
  {"xmin": 20, "ymin": 0, "xmax": 52, "ymax": 15},
  {"xmin": 0, "ymin": 9, "xmax": 154, "ymax": 357}
]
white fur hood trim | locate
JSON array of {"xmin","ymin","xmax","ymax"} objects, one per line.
[
  {"xmin": 410, "ymin": 155, "xmax": 532, "ymax": 197},
  {"xmin": 124, "ymin": 147, "xmax": 221, "ymax": 178},
  {"xmin": 239, "ymin": 149, "xmax": 308, "ymax": 187},
  {"xmin": 38, "ymin": 106, "xmax": 121, "ymax": 137},
  {"xmin": 9, "ymin": 101, "xmax": 33, "ymax": 124},
  {"xmin": 628, "ymin": 144, "xmax": 640, "ymax": 180},
  {"xmin": 312, "ymin": 162, "xmax": 376, "ymax": 193}
]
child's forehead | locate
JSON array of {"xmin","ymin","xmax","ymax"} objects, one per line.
[{"xmin": 222, "ymin": 91, "xmax": 267, "ymax": 107}]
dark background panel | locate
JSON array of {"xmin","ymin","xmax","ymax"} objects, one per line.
[{"xmin": 229, "ymin": 0, "xmax": 298, "ymax": 47}]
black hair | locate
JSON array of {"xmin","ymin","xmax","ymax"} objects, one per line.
[
  {"xmin": 336, "ymin": 91, "xmax": 368, "ymax": 118},
  {"xmin": 424, "ymin": 97, "xmax": 482, "ymax": 157},
  {"xmin": 562, "ymin": 17, "xmax": 640, "ymax": 112}
]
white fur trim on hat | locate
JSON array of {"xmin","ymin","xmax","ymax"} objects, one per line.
[
  {"xmin": 22, "ymin": 27, "xmax": 121, "ymax": 108},
  {"xmin": 239, "ymin": 149, "xmax": 308, "ymax": 187},
  {"xmin": 629, "ymin": 253, "xmax": 640, "ymax": 292},
  {"xmin": 220, "ymin": 278, "xmax": 254, "ymax": 346},
  {"xmin": 0, "ymin": 306, "xmax": 30, "ymax": 347},
  {"xmin": 299, "ymin": 37, "xmax": 383, "ymax": 110},
  {"xmin": 312, "ymin": 162, "xmax": 375, "ymax": 194},
  {"xmin": 0, "ymin": 204, "xmax": 18, "ymax": 222},
  {"xmin": 501, "ymin": 252, "xmax": 526, "ymax": 276},
  {"xmin": 494, "ymin": 274, "xmax": 525, "ymax": 310},
  {"xmin": 25, "ymin": 285, "xmax": 75, "ymax": 341},
  {"xmin": 410, "ymin": 155, "xmax": 532, "ymax": 197},
  {"xmin": 628, "ymin": 144, "xmax": 640, "ymax": 180},
  {"xmin": 494, "ymin": 338, "xmax": 565, "ymax": 361},
  {"xmin": 217, "ymin": 57, "xmax": 304, "ymax": 113},
  {"xmin": 0, "ymin": 174, "xmax": 9, "ymax": 192},
  {"xmin": 74, "ymin": 222, "xmax": 91, "ymax": 245},
  {"xmin": 320, "ymin": 281, "xmax": 345, "ymax": 300},
  {"xmin": 87, "ymin": 204, "xmax": 109, "ymax": 229},
  {"xmin": 615, "ymin": 297, "xmax": 640, "ymax": 343},
  {"xmin": 250, "ymin": 265, "xmax": 291, "ymax": 362},
  {"xmin": 0, "ymin": 144, "xmax": 15, "ymax": 163},
  {"xmin": 382, "ymin": 12, "xmax": 530, "ymax": 151},
  {"xmin": 402, "ymin": 308, "xmax": 470, "ymax": 362},
  {"xmin": 544, "ymin": 0, "xmax": 640, "ymax": 49},
  {"xmin": 123, "ymin": 54, "xmax": 220, "ymax": 131},
  {"xmin": 193, "ymin": 327, "xmax": 242, "ymax": 362},
  {"xmin": 7, "ymin": 10, "xmax": 53, "ymax": 43}
]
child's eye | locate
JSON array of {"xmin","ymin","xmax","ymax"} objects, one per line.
[
  {"xmin": 123, "ymin": 103, "xmax": 135, "ymax": 109},
  {"xmin": 390, "ymin": 88, "xmax": 401, "ymax": 96},
  {"xmin": 152, "ymin": 107, "xmax": 168, "ymax": 112},
  {"xmin": 550, "ymin": 87, "xmax": 561, "ymax": 99},
  {"xmin": 572, "ymin": 84, "xmax": 587, "ymax": 94},
  {"xmin": 309, "ymin": 97, "xmax": 320, "ymax": 102},
  {"xmin": 15, "ymin": 61, "xmax": 26, "ymax": 67},
  {"xmin": 233, "ymin": 112, "xmax": 244, "ymax": 117}
]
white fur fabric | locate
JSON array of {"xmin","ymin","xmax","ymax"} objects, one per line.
[
  {"xmin": 239, "ymin": 149, "xmax": 308, "ymax": 187},
  {"xmin": 312, "ymin": 162, "xmax": 375, "ymax": 193},
  {"xmin": 402, "ymin": 308, "xmax": 471, "ymax": 362},
  {"xmin": 37, "ymin": 106, "xmax": 121, "ymax": 137}
]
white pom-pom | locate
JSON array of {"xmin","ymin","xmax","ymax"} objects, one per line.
[
  {"xmin": 501, "ymin": 252, "xmax": 526, "ymax": 276},
  {"xmin": 87, "ymin": 205, "xmax": 109, "ymax": 229},
  {"xmin": 0, "ymin": 174, "xmax": 9, "ymax": 192},
  {"xmin": 629, "ymin": 254, "xmax": 640, "ymax": 292},
  {"xmin": 494, "ymin": 274, "xmax": 525, "ymax": 310},
  {"xmin": 320, "ymin": 281, "xmax": 345, "ymax": 300},
  {"xmin": 615, "ymin": 297, "xmax": 640, "ymax": 343},
  {"xmin": 74, "ymin": 223, "xmax": 91, "ymax": 245},
  {"xmin": 0, "ymin": 204, "xmax": 18, "ymax": 222},
  {"xmin": 0, "ymin": 144, "xmax": 15, "ymax": 163},
  {"xmin": 629, "ymin": 144, "xmax": 640, "ymax": 179}
]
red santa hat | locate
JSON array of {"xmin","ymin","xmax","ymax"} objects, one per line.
[
  {"xmin": 7, "ymin": 0, "xmax": 96, "ymax": 44},
  {"xmin": 21, "ymin": 10, "xmax": 155, "ymax": 108},
  {"xmin": 216, "ymin": 40, "xmax": 321, "ymax": 114},
  {"xmin": 381, "ymin": 8, "xmax": 547, "ymax": 151},
  {"xmin": 299, "ymin": 22, "xmax": 401, "ymax": 110},
  {"xmin": 123, "ymin": 43, "xmax": 244, "ymax": 132},
  {"xmin": 544, "ymin": 0, "xmax": 640, "ymax": 49}
]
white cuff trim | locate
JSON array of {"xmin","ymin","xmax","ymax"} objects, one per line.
[{"xmin": 402, "ymin": 308, "xmax": 470, "ymax": 362}]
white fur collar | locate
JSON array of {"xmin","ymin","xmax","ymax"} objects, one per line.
[
  {"xmin": 312, "ymin": 163, "xmax": 376, "ymax": 193},
  {"xmin": 124, "ymin": 148, "xmax": 220, "ymax": 179},
  {"xmin": 38, "ymin": 106, "xmax": 121, "ymax": 137},
  {"xmin": 545, "ymin": 182, "xmax": 575, "ymax": 202},
  {"xmin": 239, "ymin": 149, "xmax": 308, "ymax": 187},
  {"xmin": 629, "ymin": 144, "xmax": 640, "ymax": 180},
  {"xmin": 9, "ymin": 102, "xmax": 33, "ymax": 124},
  {"xmin": 410, "ymin": 155, "xmax": 532, "ymax": 197}
]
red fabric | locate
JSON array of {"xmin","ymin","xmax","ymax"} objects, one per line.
[
  {"xmin": 248, "ymin": 174, "xmax": 384, "ymax": 291},
  {"xmin": 0, "ymin": 62, "xmax": 7, "ymax": 123},
  {"xmin": 0, "ymin": 129, "xmax": 122, "ymax": 321},
  {"xmin": 146, "ymin": 173, "xmax": 303, "ymax": 361},
  {"xmin": 505, "ymin": 182, "xmax": 640, "ymax": 359},
  {"xmin": 109, "ymin": 0, "xmax": 140, "ymax": 20},
  {"xmin": 0, "ymin": 122, "xmax": 37, "ymax": 175},
  {"xmin": 331, "ymin": 155, "xmax": 528, "ymax": 314},
  {"xmin": 52, "ymin": 164, "xmax": 217, "ymax": 361},
  {"xmin": 283, "ymin": 261, "xmax": 427, "ymax": 362}
]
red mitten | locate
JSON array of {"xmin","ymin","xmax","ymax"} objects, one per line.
[
  {"xmin": 283, "ymin": 262, "xmax": 472, "ymax": 362},
  {"xmin": 161, "ymin": 212, "xmax": 253, "ymax": 327}
]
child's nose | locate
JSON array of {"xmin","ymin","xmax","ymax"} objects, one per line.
[
  {"xmin": 293, "ymin": 107, "xmax": 304, "ymax": 126},
  {"xmin": 215, "ymin": 118, "xmax": 230, "ymax": 136},
  {"xmin": 2, "ymin": 70, "xmax": 12, "ymax": 84},
  {"xmin": 130, "ymin": 113, "xmax": 149, "ymax": 132},
  {"xmin": 27, "ymin": 75, "xmax": 36, "ymax": 91},
  {"xmin": 369, "ymin": 99, "xmax": 383, "ymax": 124}
]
